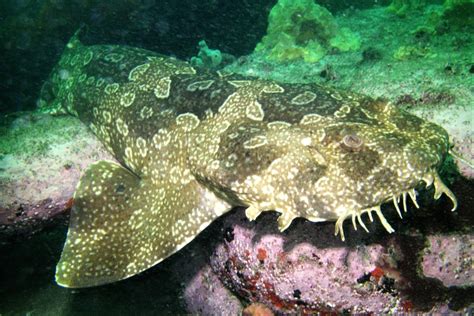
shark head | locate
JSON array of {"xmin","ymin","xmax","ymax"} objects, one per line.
[{"xmin": 203, "ymin": 95, "xmax": 457, "ymax": 240}]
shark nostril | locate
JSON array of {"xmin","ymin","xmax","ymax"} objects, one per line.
[{"xmin": 342, "ymin": 134, "xmax": 363, "ymax": 151}]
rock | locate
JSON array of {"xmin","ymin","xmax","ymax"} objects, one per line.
[
  {"xmin": 0, "ymin": 112, "xmax": 116, "ymax": 241},
  {"xmin": 179, "ymin": 182, "xmax": 473, "ymax": 315},
  {"xmin": 421, "ymin": 234, "xmax": 473, "ymax": 287},
  {"xmin": 209, "ymin": 210, "xmax": 402, "ymax": 314},
  {"xmin": 183, "ymin": 265, "xmax": 243, "ymax": 315}
]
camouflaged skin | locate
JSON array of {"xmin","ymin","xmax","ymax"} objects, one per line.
[{"xmin": 40, "ymin": 34, "xmax": 457, "ymax": 288}]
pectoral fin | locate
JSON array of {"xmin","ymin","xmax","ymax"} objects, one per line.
[{"xmin": 56, "ymin": 160, "xmax": 231, "ymax": 288}]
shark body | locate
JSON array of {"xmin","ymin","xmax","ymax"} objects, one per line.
[{"xmin": 41, "ymin": 35, "xmax": 457, "ymax": 288}]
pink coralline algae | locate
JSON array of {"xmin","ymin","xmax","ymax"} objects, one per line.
[
  {"xmin": 209, "ymin": 211, "xmax": 402, "ymax": 314},
  {"xmin": 421, "ymin": 234, "xmax": 473, "ymax": 287},
  {"xmin": 179, "ymin": 199, "xmax": 473, "ymax": 315}
]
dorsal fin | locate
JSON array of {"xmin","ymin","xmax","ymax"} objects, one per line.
[{"xmin": 56, "ymin": 160, "xmax": 230, "ymax": 288}]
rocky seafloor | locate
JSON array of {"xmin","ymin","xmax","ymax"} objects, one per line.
[{"xmin": 1, "ymin": 3, "xmax": 473, "ymax": 316}]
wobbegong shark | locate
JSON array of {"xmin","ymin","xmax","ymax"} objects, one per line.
[{"xmin": 40, "ymin": 33, "xmax": 457, "ymax": 288}]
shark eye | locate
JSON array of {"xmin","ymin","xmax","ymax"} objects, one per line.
[
  {"xmin": 115, "ymin": 183, "xmax": 126, "ymax": 194},
  {"xmin": 342, "ymin": 134, "xmax": 363, "ymax": 151}
]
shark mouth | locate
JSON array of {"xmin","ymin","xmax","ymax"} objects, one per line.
[{"xmin": 335, "ymin": 170, "xmax": 458, "ymax": 241}]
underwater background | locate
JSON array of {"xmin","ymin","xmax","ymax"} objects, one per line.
[{"xmin": 0, "ymin": 0, "xmax": 473, "ymax": 315}]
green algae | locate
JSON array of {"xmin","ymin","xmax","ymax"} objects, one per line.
[
  {"xmin": 0, "ymin": 113, "xmax": 78, "ymax": 158},
  {"xmin": 255, "ymin": 0, "xmax": 360, "ymax": 63}
]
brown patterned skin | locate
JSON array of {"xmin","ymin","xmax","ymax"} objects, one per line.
[{"xmin": 40, "ymin": 34, "xmax": 457, "ymax": 288}]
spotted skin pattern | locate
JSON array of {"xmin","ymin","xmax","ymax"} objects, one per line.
[{"xmin": 41, "ymin": 34, "xmax": 457, "ymax": 288}]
